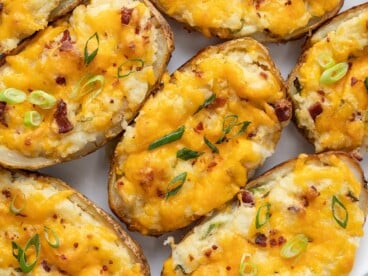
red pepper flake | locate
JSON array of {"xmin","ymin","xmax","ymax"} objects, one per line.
[
  {"xmin": 0, "ymin": 101, "xmax": 7, "ymax": 127},
  {"xmin": 54, "ymin": 99, "xmax": 74, "ymax": 134},
  {"xmin": 255, "ymin": 233, "xmax": 267, "ymax": 247},
  {"xmin": 209, "ymin": 97, "xmax": 227, "ymax": 109},
  {"xmin": 351, "ymin": 77, "xmax": 358, "ymax": 86},
  {"xmin": 121, "ymin": 8, "xmax": 134, "ymax": 25},
  {"xmin": 308, "ymin": 102, "xmax": 323, "ymax": 121}
]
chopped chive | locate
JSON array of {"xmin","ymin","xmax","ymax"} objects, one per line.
[
  {"xmin": 0, "ymin": 88, "xmax": 26, "ymax": 104},
  {"xmin": 72, "ymin": 75, "xmax": 105, "ymax": 102},
  {"xmin": 117, "ymin": 59, "xmax": 145, "ymax": 78},
  {"xmin": 148, "ymin": 126, "xmax": 185, "ymax": 150},
  {"xmin": 28, "ymin": 90, "xmax": 56, "ymax": 109},
  {"xmin": 12, "ymin": 234, "xmax": 41, "ymax": 273},
  {"xmin": 166, "ymin": 172, "xmax": 187, "ymax": 199},
  {"xmin": 24, "ymin": 111, "xmax": 42, "ymax": 127},
  {"xmin": 280, "ymin": 234, "xmax": 308, "ymax": 259},
  {"xmin": 44, "ymin": 226, "xmax": 60, "ymax": 248},
  {"xmin": 176, "ymin": 148, "xmax": 203, "ymax": 160},
  {"xmin": 331, "ymin": 195, "xmax": 348, "ymax": 228},
  {"xmin": 9, "ymin": 192, "xmax": 26, "ymax": 215},
  {"xmin": 239, "ymin": 254, "xmax": 258, "ymax": 276},
  {"xmin": 84, "ymin": 32, "xmax": 99, "ymax": 66},
  {"xmin": 204, "ymin": 136, "xmax": 219, "ymax": 153},
  {"xmin": 193, "ymin": 94, "xmax": 216, "ymax": 115},
  {"xmin": 255, "ymin": 203, "xmax": 271, "ymax": 229},
  {"xmin": 201, "ymin": 222, "xmax": 223, "ymax": 240},
  {"xmin": 320, "ymin": 62, "xmax": 349, "ymax": 85}
]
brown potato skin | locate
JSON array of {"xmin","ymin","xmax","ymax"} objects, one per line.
[
  {"xmin": 150, "ymin": 0, "xmax": 343, "ymax": 42},
  {"xmin": 108, "ymin": 37, "xmax": 290, "ymax": 236},
  {"xmin": 0, "ymin": 0, "xmax": 174, "ymax": 170},
  {"xmin": 1, "ymin": 168, "xmax": 150, "ymax": 276}
]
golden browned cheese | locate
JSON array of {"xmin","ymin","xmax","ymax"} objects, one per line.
[
  {"xmin": 163, "ymin": 153, "xmax": 366, "ymax": 275},
  {"xmin": 290, "ymin": 8, "xmax": 368, "ymax": 152},
  {"xmin": 0, "ymin": 0, "xmax": 159, "ymax": 161},
  {"xmin": 111, "ymin": 39, "xmax": 290, "ymax": 235},
  {"xmin": 0, "ymin": 169, "xmax": 145, "ymax": 275},
  {"xmin": 153, "ymin": 0, "xmax": 340, "ymax": 38}
]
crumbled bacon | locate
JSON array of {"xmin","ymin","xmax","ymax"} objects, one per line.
[
  {"xmin": 240, "ymin": 190, "xmax": 255, "ymax": 206},
  {"xmin": 0, "ymin": 2, "xmax": 3, "ymax": 13},
  {"xmin": 56, "ymin": 76, "xmax": 66, "ymax": 86},
  {"xmin": 255, "ymin": 233, "xmax": 267, "ymax": 247},
  {"xmin": 209, "ymin": 97, "xmax": 227, "ymax": 109},
  {"xmin": 308, "ymin": 102, "xmax": 323, "ymax": 121},
  {"xmin": 274, "ymin": 99, "xmax": 292, "ymax": 122},
  {"xmin": 121, "ymin": 8, "xmax": 134, "ymax": 25},
  {"xmin": 59, "ymin": 30, "xmax": 73, "ymax": 52},
  {"xmin": 351, "ymin": 77, "xmax": 358, "ymax": 86},
  {"xmin": 2, "ymin": 189, "xmax": 11, "ymax": 198},
  {"xmin": 41, "ymin": 260, "xmax": 51, "ymax": 272},
  {"xmin": 54, "ymin": 100, "xmax": 73, "ymax": 134},
  {"xmin": 0, "ymin": 101, "xmax": 7, "ymax": 127},
  {"xmin": 305, "ymin": 186, "xmax": 320, "ymax": 201},
  {"xmin": 254, "ymin": 0, "xmax": 265, "ymax": 9},
  {"xmin": 194, "ymin": 122, "xmax": 204, "ymax": 133}
]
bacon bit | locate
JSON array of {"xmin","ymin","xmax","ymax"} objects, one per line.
[
  {"xmin": 212, "ymin": 245, "xmax": 218, "ymax": 250},
  {"xmin": 54, "ymin": 99, "xmax": 73, "ymax": 134},
  {"xmin": 41, "ymin": 260, "xmax": 51, "ymax": 272},
  {"xmin": 255, "ymin": 233, "xmax": 267, "ymax": 247},
  {"xmin": 135, "ymin": 25, "xmax": 141, "ymax": 34},
  {"xmin": 139, "ymin": 168, "xmax": 154, "ymax": 188},
  {"xmin": 285, "ymin": 0, "xmax": 292, "ymax": 5},
  {"xmin": 308, "ymin": 102, "xmax": 323, "ymax": 121},
  {"xmin": 194, "ymin": 70, "xmax": 204, "ymax": 78},
  {"xmin": 260, "ymin": 71, "xmax": 268, "ymax": 80},
  {"xmin": 204, "ymin": 249, "xmax": 212, "ymax": 257},
  {"xmin": 156, "ymin": 189, "xmax": 164, "ymax": 198},
  {"xmin": 56, "ymin": 76, "xmax": 66, "ymax": 86},
  {"xmin": 121, "ymin": 8, "xmax": 134, "ymax": 25},
  {"xmin": 0, "ymin": 3, "xmax": 3, "ymax": 13},
  {"xmin": 209, "ymin": 97, "xmax": 227, "ymax": 109},
  {"xmin": 351, "ymin": 77, "xmax": 358, "ymax": 86},
  {"xmin": 274, "ymin": 99, "xmax": 292, "ymax": 122},
  {"xmin": 189, "ymin": 255, "xmax": 194, "ymax": 262},
  {"xmin": 254, "ymin": 0, "xmax": 265, "ymax": 9},
  {"xmin": 102, "ymin": 265, "xmax": 108, "ymax": 271},
  {"xmin": 278, "ymin": 236, "xmax": 286, "ymax": 245},
  {"xmin": 226, "ymin": 266, "xmax": 231, "ymax": 271},
  {"xmin": 301, "ymin": 196, "xmax": 309, "ymax": 207},
  {"xmin": 117, "ymin": 181, "xmax": 124, "ymax": 187},
  {"xmin": 0, "ymin": 102, "xmax": 7, "ymax": 127},
  {"xmin": 305, "ymin": 186, "xmax": 320, "ymax": 201},
  {"xmin": 194, "ymin": 122, "xmax": 204, "ymax": 133},
  {"xmin": 240, "ymin": 190, "xmax": 255, "ymax": 206},
  {"xmin": 270, "ymin": 238, "xmax": 278, "ymax": 247},
  {"xmin": 207, "ymin": 161, "xmax": 217, "ymax": 170},
  {"xmin": 2, "ymin": 189, "xmax": 11, "ymax": 198},
  {"xmin": 73, "ymin": 242, "xmax": 79, "ymax": 248},
  {"xmin": 59, "ymin": 30, "xmax": 73, "ymax": 52},
  {"xmin": 53, "ymin": 214, "xmax": 58, "ymax": 219}
]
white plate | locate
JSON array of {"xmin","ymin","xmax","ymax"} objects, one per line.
[{"xmin": 42, "ymin": 1, "xmax": 368, "ymax": 275}]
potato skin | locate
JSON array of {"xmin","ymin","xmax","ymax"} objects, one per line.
[
  {"xmin": 0, "ymin": 0, "xmax": 174, "ymax": 170},
  {"xmin": 150, "ymin": 0, "xmax": 344, "ymax": 42}
]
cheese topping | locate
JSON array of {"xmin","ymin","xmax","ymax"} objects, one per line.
[
  {"xmin": 292, "ymin": 10, "xmax": 368, "ymax": 152},
  {"xmin": 113, "ymin": 40, "xmax": 289, "ymax": 234},
  {"xmin": 163, "ymin": 153, "xmax": 365, "ymax": 275},
  {"xmin": 154, "ymin": 0, "xmax": 340, "ymax": 38},
  {"xmin": 0, "ymin": 169, "xmax": 144, "ymax": 275},
  {"xmin": 0, "ymin": 0, "xmax": 159, "ymax": 159},
  {"xmin": 0, "ymin": 0, "xmax": 62, "ymax": 54}
]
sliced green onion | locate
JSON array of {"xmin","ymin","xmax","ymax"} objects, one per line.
[
  {"xmin": 217, "ymin": 115, "xmax": 250, "ymax": 144},
  {"xmin": 9, "ymin": 192, "xmax": 26, "ymax": 215},
  {"xmin": 239, "ymin": 254, "xmax": 258, "ymax": 276},
  {"xmin": 12, "ymin": 241, "xmax": 22, "ymax": 261},
  {"xmin": 201, "ymin": 222, "xmax": 223, "ymax": 240},
  {"xmin": 331, "ymin": 195, "xmax": 348, "ymax": 228},
  {"xmin": 148, "ymin": 126, "xmax": 185, "ymax": 151},
  {"xmin": 0, "ymin": 88, "xmax": 26, "ymax": 104},
  {"xmin": 317, "ymin": 52, "xmax": 335, "ymax": 69},
  {"xmin": 72, "ymin": 75, "xmax": 105, "ymax": 102},
  {"xmin": 84, "ymin": 32, "xmax": 99, "ymax": 66},
  {"xmin": 44, "ymin": 226, "xmax": 60, "ymax": 248},
  {"xmin": 255, "ymin": 202, "xmax": 271, "ymax": 229},
  {"xmin": 166, "ymin": 172, "xmax": 187, "ymax": 199},
  {"xmin": 293, "ymin": 77, "xmax": 303, "ymax": 93},
  {"xmin": 28, "ymin": 90, "xmax": 56, "ymax": 109},
  {"xmin": 364, "ymin": 77, "xmax": 368, "ymax": 92},
  {"xmin": 176, "ymin": 148, "xmax": 203, "ymax": 160},
  {"xmin": 204, "ymin": 136, "xmax": 219, "ymax": 154},
  {"xmin": 117, "ymin": 59, "xmax": 145, "ymax": 78},
  {"xmin": 193, "ymin": 94, "xmax": 216, "ymax": 115},
  {"xmin": 223, "ymin": 115, "xmax": 238, "ymax": 134},
  {"xmin": 280, "ymin": 234, "xmax": 308, "ymax": 259},
  {"xmin": 24, "ymin": 111, "xmax": 42, "ymax": 127},
  {"xmin": 19, "ymin": 234, "xmax": 41, "ymax": 273},
  {"xmin": 320, "ymin": 62, "xmax": 349, "ymax": 85},
  {"xmin": 175, "ymin": 264, "xmax": 186, "ymax": 274}
]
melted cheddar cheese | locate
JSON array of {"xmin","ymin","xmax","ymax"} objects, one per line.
[
  {"xmin": 0, "ymin": 0, "xmax": 159, "ymax": 160},
  {"xmin": 154, "ymin": 0, "xmax": 339, "ymax": 38},
  {"xmin": 112, "ymin": 39, "xmax": 289, "ymax": 234},
  {"xmin": 0, "ymin": 169, "xmax": 144, "ymax": 275},
  {"xmin": 291, "ymin": 9, "xmax": 368, "ymax": 152},
  {"xmin": 0, "ymin": 0, "xmax": 63, "ymax": 54},
  {"xmin": 163, "ymin": 153, "xmax": 366, "ymax": 275}
]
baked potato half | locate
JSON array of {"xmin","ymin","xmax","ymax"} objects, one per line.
[
  {"xmin": 109, "ymin": 37, "xmax": 292, "ymax": 235},
  {"xmin": 163, "ymin": 152, "xmax": 368, "ymax": 275},
  {"xmin": 0, "ymin": 0, "xmax": 82, "ymax": 56},
  {"xmin": 0, "ymin": 0, "xmax": 174, "ymax": 169},
  {"xmin": 150, "ymin": 0, "xmax": 343, "ymax": 41},
  {"xmin": 0, "ymin": 167, "xmax": 149, "ymax": 275},
  {"xmin": 288, "ymin": 3, "xmax": 368, "ymax": 153}
]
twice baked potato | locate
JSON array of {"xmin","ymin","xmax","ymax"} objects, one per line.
[
  {"xmin": 0, "ymin": 0, "xmax": 82, "ymax": 55},
  {"xmin": 0, "ymin": 167, "xmax": 149, "ymax": 275},
  {"xmin": 0, "ymin": 0, "xmax": 173, "ymax": 169},
  {"xmin": 163, "ymin": 152, "xmax": 368, "ymax": 275},
  {"xmin": 288, "ymin": 3, "xmax": 368, "ymax": 153},
  {"xmin": 150, "ymin": 0, "xmax": 343, "ymax": 41},
  {"xmin": 109, "ymin": 38, "xmax": 291, "ymax": 235}
]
